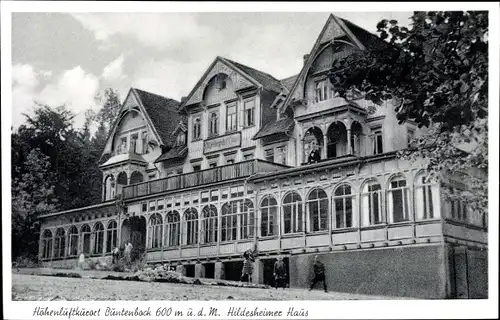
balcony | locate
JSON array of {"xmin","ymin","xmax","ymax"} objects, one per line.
[{"xmin": 122, "ymin": 159, "xmax": 289, "ymax": 199}]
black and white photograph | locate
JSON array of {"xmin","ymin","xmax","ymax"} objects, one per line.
[{"xmin": 2, "ymin": 2, "xmax": 498, "ymax": 319}]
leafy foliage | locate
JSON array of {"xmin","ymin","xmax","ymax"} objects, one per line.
[
  {"xmin": 11, "ymin": 88, "xmax": 122, "ymax": 259},
  {"xmin": 330, "ymin": 11, "xmax": 488, "ymax": 215}
]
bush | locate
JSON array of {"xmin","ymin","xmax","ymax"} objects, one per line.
[
  {"xmin": 13, "ymin": 255, "xmax": 39, "ymax": 268},
  {"xmin": 87, "ymin": 259, "xmax": 99, "ymax": 270}
]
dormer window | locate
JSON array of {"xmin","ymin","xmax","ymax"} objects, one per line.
[
  {"xmin": 176, "ymin": 132, "xmax": 186, "ymax": 146},
  {"xmin": 120, "ymin": 136, "xmax": 127, "ymax": 154},
  {"xmin": 315, "ymin": 78, "xmax": 335, "ymax": 103}
]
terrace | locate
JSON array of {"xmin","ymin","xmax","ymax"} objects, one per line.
[{"xmin": 122, "ymin": 159, "xmax": 289, "ymax": 199}]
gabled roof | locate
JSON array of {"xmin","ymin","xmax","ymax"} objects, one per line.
[
  {"xmin": 280, "ymin": 74, "xmax": 299, "ymax": 93},
  {"xmin": 133, "ymin": 88, "xmax": 181, "ymax": 147},
  {"xmin": 253, "ymin": 117, "xmax": 295, "ymax": 140},
  {"xmin": 180, "ymin": 56, "xmax": 284, "ymax": 110},
  {"xmin": 155, "ymin": 146, "xmax": 188, "ymax": 163},
  {"xmin": 222, "ymin": 57, "xmax": 285, "ymax": 93},
  {"xmin": 279, "ymin": 14, "xmax": 389, "ymax": 114}
]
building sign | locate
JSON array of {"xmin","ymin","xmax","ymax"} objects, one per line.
[{"xmin": 204, "ymin": 132, "xmax": 241, "ymax": 154}]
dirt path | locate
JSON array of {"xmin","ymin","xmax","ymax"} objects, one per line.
[{"xmin": 12, "ymin": 273, "xmax": 403, "ymax": 301}]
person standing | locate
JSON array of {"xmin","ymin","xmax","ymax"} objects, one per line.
[
  {"xmin": 273, "ymin": 256, "xmax": 287, "ymax": 289},
  {"xmin": 309, "ymin": 255, "xmax": 327, "ymax": 292},
  {"xmin": 240, "ymin": 257, "xmax": 253, "ymax": 283},
  {"xmin": 112, "ymin": 246, "xmax": 119, "ymax": 264},
  {"xmin": 308, "ymin": 140, "xmax": 321, "ymax": 164}
]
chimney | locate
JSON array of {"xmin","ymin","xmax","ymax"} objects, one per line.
[{"xmin": 303, "ymin": 54, "xmax": 310, "ymax": 65}]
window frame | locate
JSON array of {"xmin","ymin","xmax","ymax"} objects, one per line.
[
  {"xmin": 243, "ymin": 98, "xmax": 256, "ymax": 127},
  {"xmin": 226, "ymin": 103, "xmax": 238, "ymax": 133}
]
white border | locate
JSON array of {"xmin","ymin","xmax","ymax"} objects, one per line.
[{"xmin": 2, "ymin": 2, "xmax": 499, "ymax": 319}]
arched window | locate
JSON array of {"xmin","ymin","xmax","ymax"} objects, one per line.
[
  {"xmin": 104, "ymin": 175, "xmax": 115, "ymax": 201},
  {"xmin": 165, "ymin": 211, "xmax": 180, "ymax": 247},
  {"xmin": 54, "ymin": 228, "xmax": 66, "ymax": 258},
  {"xmin": 106, "ymin": 220, "xmax": 118, "ymax": 253},
  {"xmin": 240, "ymin": 199, "xmax": 254, "ymax": 239},
  {"xmin": 414, "ymin": 173, "xmax": 436, "ymax": 220},
  {"xmin": 183, "ymin": 208, "xmax": 198, "ymax": 245},
  {"xmin": 148, "ymin": 213, "xmax": 163, "ymax": 249},
  {"xmin": 221, "ymin": 202, "xmax": 238, "ymax": 241},
  {"xmin": 260, "ymin": 195, "xmax": 278, "ymax": 237},
  {"xmin": 307, "ymin": 188, "xmax": 329, "ymax": 232},
  {"xmin": 387, "ymin": 175, "xmax": 410, "ymax": 223},
  {"xmin": 68, "ymin": 226, "xmax": 79, "ymax": 257},
  {"xmin": 333, "ymin": 184, "xmax": 354, "ymax": 229},
  {"xmin": 202, "ymin": 205, "xmax": 218, "ymax": 244},
  {"xmin": 41, "ymin": 230, "xmax": 53, "ymax": 259},
  {"xmin": 283, "ymin": 192, "xmax": 303, "ymax": 234},
  {"xmin": 130, "ymin": 171, "xmax": 144, "ymax": 185},
  {"xmin": 361, "ymin": 179, "xmax": 384, "ymax": 226},
  {"xmin": 193, "ymin": 117, "xmax": 202, "ymax": 140},
  {"xmin": 93, "ymin": 222, "xmax": 105, "ymax": 254},
  {"xmin": 81, "ymin": 225, "xmax": 91, "ymax": 254}
]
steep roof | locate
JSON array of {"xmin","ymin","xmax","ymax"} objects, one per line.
[
  {"xmin": 280, "ymin": 74, "xmax": 299, "ymax": 93},
  {"xmin": 221, "ymin": 57, "xmax": 285, "ymax": 93},
  {"xmin": 279, "ymin": 14, "xmax": 390, "ymax": 114},
  {"xmin": 253, "ymin": 117, "xmax": 295, "ymax": 140},
  {"xmin": 155, "ymin": 145, "xmax": 188, "ymax": 164},
  {"xmin": 133, "ymin": 88, "xmax": 181, "ymax": 147}
]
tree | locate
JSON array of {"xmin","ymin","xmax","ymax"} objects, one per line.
[
  {"xmin": 12, "ymin": 148, "xmax": 58, "ymax": 260},
  {"xmin": 94, "ymin": 88, "xmax": 121, "ymax": 134},
  {"xmin": 330, "ymin": 11, "xmax": 488, "ymax": 215}
]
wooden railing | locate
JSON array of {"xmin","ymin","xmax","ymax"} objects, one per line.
[{"xmin": 123, "ymin": 159, "xmax": 288, "ymax": 199}]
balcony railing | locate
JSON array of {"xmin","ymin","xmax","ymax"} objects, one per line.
[{"xmin": 122, "ymin": 159, "xmax": 289, "ymax": 199}]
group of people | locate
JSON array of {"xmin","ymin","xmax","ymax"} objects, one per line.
[
  {"xmin": 239, "ymin": 251, "xmax": 327, "ymax": 293},
  {"xmin": 111, "ymin": 241, "xmax": 134, "ymax": 265}
]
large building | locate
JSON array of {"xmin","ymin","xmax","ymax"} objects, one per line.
[{"xmin": 37, "ymin": 14, "xmax": 488, "ymax": 299}]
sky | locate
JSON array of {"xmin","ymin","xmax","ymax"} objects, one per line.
[{"xmin": 11, "ymin": 11, "xmax": 412, "ymax": 129}]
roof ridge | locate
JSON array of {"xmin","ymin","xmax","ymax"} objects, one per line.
[
  {"xmin": 133, "ymin": 87, "xmax": 180, "ymax": 103},
  {"xmin": 222, "ymin": 57, "xmax": 281, "ymax": 82}
]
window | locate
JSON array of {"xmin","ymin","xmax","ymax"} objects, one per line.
[
  {"xmin": 148, "ymin": 213, "xmax": 163, "ymax": 249},
  {"xmin": 130, "ymin": 133, "xmax": 138, "ymax": 154},
  {"xmin": 221, "ymin": 202, "xmax": 238, "ymax": 242},
  {"xmin": 68, "ymin": 226, "xmax": 79, "ymax": 256},
  {"xmin": 165, "ymin": 211, "xmax": 180, "ymax": 247},
  {"xmin": 209, "ymin": 162, "xmax": 217, "ymax": 168},
  {"xmin": 209, "ymin": 111, "xmax": 219, "ymax": 137},
  {"xmin": 260, "ymin": 196, "xmax": 278, "ymax": 237},
  {"xmin": 226, "ymin": 158, "xmax": 235, "ymax": 165},
  {"xmin": 54, "ymin": 228, "xmax": 65, "ymax": 258},
  {"xmin": 193, "ymin": 117, "xmax": 202, "ymax": 140},
  {"xmin": 283, "ymin": 192, "xmax": 303, "ymax": 234},
  {"xmin": 275, "ymin": 146, "xmax": 287, "ymax": 165},
  {"xmin": 307, "ymin": 188, "xmax": 329, "ymax": 232},
  {"xmin": 149, "ymin": 200, "xmax": 156, "ymax": 212},
  {"xmin": 183, "ymin": 208, "xmax": 198, "ymax": 245},
  {"xmin": 157, "ymin": 199, "xmax": 165, "ymax": 211},
  {"xmin": 333, "ymin": 184, "xmax": 354, "ymax": 228},
  {"xmin": 120, "ymin": 136, "xmax": 128, "ymax": 154},
  {"xmin": 407, "ymin": 129, "xmax": 415, "ymax": 148},
  {"xmin": 226, "ymin": 104, "xmax": 237, "ymax": 132},
  {"xmin": 141, "ymin": 131, "xmax": 148, "ymax": 154},
  {"xmin": 193, "ymin": 164, "xmax": 201, "ymax": 172},
  {"xmin": 81, "ymin": 225, "xmax": 91, "ymax": 254},
  {"xmin": 371, "ymin": 127, "xmax": 383, "ymax": 155},
  {"xmin": 106, "ymin": 221, "xmax": 118, "ymax": 253},
  {"xmin": 93, "ymin": 222, "xmax": 105, "ymax": 255},
  {"xmin": 142, "ymin": 203, "xmax": 147, "ymax": 212},
  {"xmin": 176, "ymin": 133, "xmax": 186, "ymax": 146},
  {"xmin": 243, "ymin": 99, "xmax": 255, "ymax": 127},
  {"xmin": 202, "ymin": 205, "xmax": 218, "ymax": 244},
  {"xmin": 414, "ymin": 173, "xmax": 435, "ymax": 220},
  {"xmin": 240, "ymin": 200, "xmax": 254, "ymax": 239},
  {"xmin": 388, "ymin": 175, "xmax": 410, "ymax": 223},
  {"xmin": 361, "ymin": 180, "xmax": 384, "ymax": 226},
  {"xmin": 41, "ymin": 230, "xmax": 53, "ymax": 259},
  {"xmin": 265, "ymin": 149, "xmax": 274, "ymax": 162},
  {"xmin": 315, "ymin": 79, "xmax": 334, "ymax": 103}
]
